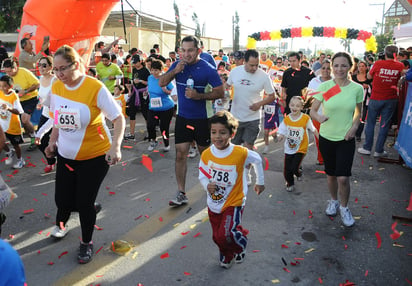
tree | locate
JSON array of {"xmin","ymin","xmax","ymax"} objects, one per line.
[
  {"xmin": 192, "ymin": 12, "xmax": 201, "ymax": 38},
  {"xmin": 340, "ymin": 39, "xmax": 352, "ymax": 53},
  {"xmin": 0, "ymin": 0, "xmax": 25, "ymax": 33},
  {"xmin": 373, "ymin": 18, "xmax": 400, "ymax": 53},
  {"xmin": 233, "ymin": 11, "xmax": 240, "ymax": 52},
  {"xmin": 173, "ymin": 1, "xmax": 181, "ymax": 52}
]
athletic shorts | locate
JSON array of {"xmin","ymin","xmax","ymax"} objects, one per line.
[
  {"xmin": 232, "ymin": 119, "xmax": 260, "ymax": 146},
  {"xmin": 20, "ymin": 97, "xmax": 39, "ymax": 115},
  {"xmin": 174, "ymin": 115, "xmax": 210, "ymax": 146},
  {"xmin": 319, "ymin": 135, "xmax": 355, "ymax": 177},
  {"xmin": 264, "ymin": 112, "xmax": 279, "ymax": 130},
  {"xmin": 5, "ymin": 133, "xmax": 24, "ymax": 145}
]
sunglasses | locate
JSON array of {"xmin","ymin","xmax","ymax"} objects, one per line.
[{"xmin": 39, "ymin": 63, "xmax": 49, "ymax": 68}]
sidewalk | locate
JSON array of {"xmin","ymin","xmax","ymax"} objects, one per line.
[{"xmin": 2, "ymin": 117, "xmax": 412, "ymax": 285}]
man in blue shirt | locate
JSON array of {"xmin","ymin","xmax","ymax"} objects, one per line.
[{"xmin": 159, "ymin": 36, "xmax": 223, "ymax": 206}]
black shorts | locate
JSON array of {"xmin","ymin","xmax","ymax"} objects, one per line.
[
  {"xmin": 125, "ymin": 104, "xmax": 138, "ymax": 120},
  {"xmin": 20, "ymin": 97, "xmax": 39, "ymax": 115},
  {"xmin": 319, "ymin": 135, "xmax": 355, "ymax": 177},
  {"xmin": 174, "ymin": 115, "xmax": 210, "ymax": 146},
  {"xmin": 5, "ymin": 133, "xmax": 24, "ymax": 145}
]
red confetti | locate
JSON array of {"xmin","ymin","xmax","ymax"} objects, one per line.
[
  {"xmin": 105, "ymin": 186, "xmax": 110, "ymax": 190},
  {"xmin": 58, "ymin": 251, "xmax": 68, "ymax": 259},
  {"xmin": 365, "ymin": 270, "xmax": 369, "ymax": 277},
  {"xmin": 42, "ymin": 193, "xmax": 48, "ymax": 196},
  {"xmin": 186, "ymin": 124, "xmax": 195, "ymax": 130},
  {"xmin": 318, "ymin": 277, "xmax": 323, "ymax": 284},
  {"xmin": 361, "ymin": 156, "xmax": 364, "ymax": 165},
  {"xmin": 180, "ymin": 245, "xmax": 187, "ymax": 249},
  {"xmin": 406, "ymin": 192, "xmax": 412, "ymax": 211},
  {"xmin": 390, "ymin": 221, "xmax": 401, "ymax": 240},
  {"xmin": 316, "ymin": 170, "xmax": 326, "ymax": 174},
  {"xmin": 95, "ymin": 246, "xmax": 104, "ymax": 254},
  {"xmin": 159, "ymin": 154, "xmax": 165, "ymax": 157},
  {"xmin": 294, "ymin": 258, "xmax": 304, "ymax": 260},
  {"xmin": 264, "ymin": 157, "xmax": 269, "ymax": 170},
  {"xmin": 293, "ymin": 210, "xmax": 296, "ymax": 215},
  {"xmin": 375, "ymin": 232, "xmax": 382, "ymax": 248},
  {"xmin": 123, "ymin": 145, "xmax": 133, "ymax": 149},
  {"xmin": 33, "ymin": 198, "xmax": 38, "ymax": 202},
  {"xmin": 141, "ymin": 155, "xmax": 153, "ymax": 172},
  {"xmin": 145, "ymin": 198, "xmax": 151, "ymax": 201},
  {"xmin": 9, "ymin": 234, "xmax": 15, "ymax": 239},
  {"xmin": 112, "ymin": 242, "xmax": 115, "ymax": 251},
  {"xmin": 322, "ymin": 84, "xmax": 341, "ymax": 101},
  {"xmin": 181, "ymin": 231, "xmax": 190, "ymax": 235},
  {"xmin": 305, "ymin": 15, "xmax": 311, "ymax": 20},
  {"xmin": 145, "ymin": 214, "xmax": 149, "ymax": 218},
  {"xmin": 344, "ymin": 244, "xmax": 348, "ymax": 250},
  {"xmin": 47, "ymin": 262, "xmax": 54, "ymax": 265},
  {"xmin": 97, "ymin": 126, "xmax": 104, "ymax": 140},
  {"xmin": 24, "ymin": 209, "xmax": 34, "ymax": 214},
  {"xmin": 342, "ymin": 236, "xmax": 346, "ymax": 240},
  {"xmin": 362, "ymin": 205, "xmax": 369, "ymax": 208},
  {"xmin": 160, "ymin": 252, "xmax": 169, "ymax": 259},
  {"xmin": 193, "ymin": 232, "xmax": 201, "ymax": 238},
  {"xmin": 134, "ymin": 215, "xmax": 143, "ymax": 220},
  {"xmin": 199, "ymin": 166, "xmax": 212, "ymax": 179},
  {"xmin": 283, "ymin": 267, "xmax": 290, "ymax": 272},
  {"xmin": 65, "ymin": 164, "xmax": 74, "ymax": 171},
  {"xmin": 94, "ymin": 225, "xmax": 103, "ymax": 230},
  {"xmin": 158, "ymin": 217, "xmax": 163, "ymax": 222},
  {"xmin": 184, "ymin": 272, "xmax": 191, "ymax": 276},
  {"xmin": 355, "ymin": 198, "xmax": 358, "ymax": 203},
  {"xmin": 109, "ymin": 191, "xmax": 116, "ymax": 195},
  {"xmin": 38, "ymin": 230, "xmax": 43, "ymax": 234},
  {"xmin": 252, "ymin": 250, "xmax": 260, "ymax": 253},
  {"xmin": 281, "ymin": 244, "xmax": 289, "ymax": 248},
  {"xmin": 406, "ymin": 279, "xmax": 412, "ymax": 285}
]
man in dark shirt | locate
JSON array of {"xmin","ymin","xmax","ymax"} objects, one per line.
[{"xmin": 281, "ymin": 51, "xmax": 315, "ymax": 114}]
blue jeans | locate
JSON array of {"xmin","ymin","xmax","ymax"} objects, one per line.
[{"xmin": 363, "ymin": 99, "xmax": 397, "ymax": 153}]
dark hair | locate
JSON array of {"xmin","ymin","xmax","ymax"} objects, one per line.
[
  {"xmin": 39, "ymin": 56, "xmax": 53, "ymax": 66},
  {"xmin": 97, "ymin": 41, "xmax": 105, "ymax": 48},
  {"xmin": 332, "ymin": 51, "xmax": 354, "ymax": 68},
  {"xmin": 151, "ymin": 59, "xmax": 163, "ymax": 70},
  {"xmin": 153, "ymin": 44, "xmax": 159, "ymax": 49},
  {"xmin": 114, "ymin": 84, "xmax": 125, "ymax": 92},
  {"xmin": 401, "ymin": 59, "xmax": 410, "ymax": 69},
  {"xmin": 20, "ymin": 38, "xmax": 30, "ymax": 48},
  {"xmin": 102, "ymin": 53, "xmax": 111, "ymax": 60},
  {"xmin": 209, "ymin": 111, "xmax": 239, "ymax": 135},
  {"xmin": 124, "ymin": 54, "xmax": 132, "ymax": 63},
  {"xmin": 110, "ymin": 54, "xmax": 117, "ymax": 62},
  {"xmin": 150, "ymin": 48, "xmax": 156, "ymax": 54},
  {"xmin": 88, "ymin": 68, "xmax": 96, "ymax": 76},
  {"xmin": 385, "ymin": 45, "xmax": 398, "ymax": 59},
  {"xmin": 0, "ymin": 75, "xmax": 13, "ymax": 86},
  {"xmin": 220, "ymin": 73, "xmax": 228, "ymax": 81},
  {"xmin": 288, "ymin": 52, "xmax": 300, "ymax": 61},
  {"xmin": 181, "ymin": 35, "xmax": 200, "ymax": 49},
  {"xmin": 2, "ymin": 58, "xmax": 17, "ymax": 69},
  {"xmin": 244, "ymin": 49, "xmax": 259, "ymax": 62},
  {"xmin": 301, "ymin": 60, "xmax": 309, "ymax": 67},
  {"xmin": 54, "ymin": 45, "xmax": 86, "ymax": 74},
  {"xmin": 218, "ymin": 61, "xmax": 226, "ymax": 68}
]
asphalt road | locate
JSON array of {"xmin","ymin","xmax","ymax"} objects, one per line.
[{"xmin": 1, "ymin": 116, "xmax": 412, "ymax": 286}]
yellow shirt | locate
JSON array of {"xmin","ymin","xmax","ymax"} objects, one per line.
[
  {"xmin": 0, "ymin": 90, "xmax": 23, "ymax": 135},
  {"xmin": 11, "ymin": 67, "xmax": 39, "ymax": 102},
  {"xmin": 259, "ymin": 59, "xmax": 273, "ymax": 73}
]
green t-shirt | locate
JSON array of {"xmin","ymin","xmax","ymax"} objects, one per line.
[
  {"xmin": 314, "ymin": 80, "xmax": 363, "ymax": 141},
  {"xmin": 96, "ymin": 62, "xmax": 123, "ymax": 93}
]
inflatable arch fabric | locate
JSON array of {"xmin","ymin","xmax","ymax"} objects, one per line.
[{"xmin": 247, "ymin": 27, "xmax": 377, "ymax": 53}]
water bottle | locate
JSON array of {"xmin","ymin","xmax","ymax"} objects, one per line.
[{"xmin": 186, "ymin": 76, "xmax": 194, "ymax": 89}]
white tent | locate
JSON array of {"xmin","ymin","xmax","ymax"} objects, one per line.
[{"xmin": 393, "ymin": 22, "xmax": 412, "ymax": 48}]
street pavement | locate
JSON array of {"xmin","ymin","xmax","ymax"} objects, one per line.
[{"xmin": 1, "ymin": 115, "xmax": 412, "ymax": 286}]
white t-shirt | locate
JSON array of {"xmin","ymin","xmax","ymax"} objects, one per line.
[{"xmin": 228, "ymin": 66, "xmax": 275, "ymax": 122}]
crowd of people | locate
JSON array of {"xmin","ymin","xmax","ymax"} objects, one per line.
[{"xmin": 0, "ymin": 34, "xmax": 411, "ymax": 277}]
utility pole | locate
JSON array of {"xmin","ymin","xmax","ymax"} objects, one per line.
[{"xmin": 370, "ymin": 3, "xmax": 386, "ymax": 34}]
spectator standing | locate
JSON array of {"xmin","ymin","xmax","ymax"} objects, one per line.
[{"xmin": 96, "ymin": 53, "xmax": 123, "ymax": 94}]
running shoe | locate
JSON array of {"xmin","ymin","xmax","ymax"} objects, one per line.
[
  {"xmin": 262, "ymin": 145, "xmax": 269, "ymax": 154},
  {"xmin": 373, "ymin": 151, "xmax": 387, "ymax": 158},
  {"xmin": 169, "ymin": 191, "xmax": 188, "ymax": 206},
  {"xmin": 219, "ymin": 254, "xmax": 234, "ymax": 269},
  {"xmin": 147, "ymin": 141, "xmax": 158, "ymax": 151},
  {"xmin": 325, "ymin": 199, "xmax": 340, "ymax": 216},
  {"xmin": 163, "ymin": 145, "xmax": 171, "ymax": 152},
  {"xmin": 188, "ymin": 146, "xmax": 197, "ymax": 158},
  {"xmin": 51, "ymin": 225, "xmax": 69, "ymax": 238},
  {"xmin": 124, "ymin": 133, "xmax": 135, "ymax": 140},
  {"xmin": 78, "ymin": 242, "xmax": 94, "ymax": 264},
  {"xmin": 340, "ymin": 206, "xmax": 355, "ymax": 227},
  {"xmin": 286, "ymin": 185, "xmax": 295, "ymax": 192},
  {"xmin": 5, "ymin": 149, "xmax": 15, "ymax": 165},
  {"xmin": 13, "ymin": 158, "xmax": 25, "ymax": 169},
  {"xmin": 234, "ymin": 250, "xmax": 246, "ymax": 264},
  {"xmin": 94, "ymin": 202, "xmax": 102, "ymax": 214},
  {"xmin": 357, "ymin": 147, "xmax": 371, "ymax": 155}
]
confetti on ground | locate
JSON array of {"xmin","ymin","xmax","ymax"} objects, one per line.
[
  {"xmin": 42, "ymin": 193, "xmax": 48, "ymax": 196},
  {"xmin": 184, "ymin": 272, "xmax": 191, "ymax": 276},
  {"xmin": 318, "ymin": 277, "xmax": 323, "ymax": 284},
  {"xmin": 264, "ymin": 157, "xmax": 269, "ymax": 170},
  {"xmin": 390, "ymin": 222, "xmax": 402, "ymax": 240},
  {"xmin": 281, "ymin": 244, "xmax": 289, "ymax": 248},
  {"xmin": 94, "ymin": 225, "xmax": 103, "ymax": 230},
  {"xmin": 355, "ymin": 198, "xmax": 358, "ymax": 203},
  {"xmin": 316, "ymin": 170, "xmax": 326, "ymax": 174},
  {"xmin": 123, "ymin": 145, "xmax": 133, "ymax": 149},
  {"xmin": 407, "ymin": 193, "xmax": 412, "ymax": 211},
  {"xmin": 281, "ymin": 257, "xmax": 287, "ymax": 266},
  {"xmin": 283, "ymin": 267, "xmax": 290, "ymax": 273},
  {"xmin": 393, "ymin": 242, "xmax": 405, "ymax": 248},
  {"xmin": 33, "ymin": 198, "xmax": 38, "ymax": 202},
  {"xmin": 145, "ymin": 198, "xmax": 151, "ymax": 202},
  {"xmin": 109, "ymin": 191, "xmax": 116, "ymax": 195},
  {"xmin": 23, "ymin": 209, "xmax": 34, "ymax": 214},
  {"xmin": 193, "ymin": 232, "xmax": 201, "ymax": 238},
  {"xmin": 95, "ymin": 246, "xmax": 104, "ymax": 254},
  {"xmin": 180, "ymin": 245, "xmax": 187, "ymax": 249},
  {"xmin": 65, "ymin": 164, "xmax": 74, "ymax": 171},
  {"xmin": 375, "ymin": 232, "xmax": 382, "ymax": 248},
  {"xmin": 365, "ymin": 270, "xmax": 369, "ymax": 277},
  {"xmin": 141, "ymin": 155, "xmax": 153, "ymax": 172},
  {"xmin": 160, "ymin": 252, "xmax": 169, "ymax": 259},
  {"xmin": 406, "ymin": 278, "xmax": 412, "ymax": 285},
  {"xmin": 158, "ymin": 217, "xmax": 163, "ymax": 222},
  {"xmin": 181, "ymin": 231, "xmax": 190, "ymax": 236},
  {"xmin": 47, "ymin": 262, "xmax": 54, "ymax": 265},
  {"xmin": 58, "ymin": 251, "xmax": 68, "ymax": 259},
  {"xmin": 134, "ymin": 215, "xmax": 143, "ymax": 220},
  {"xmin": 305, "ymin": 248, "xmax": 315, "ymax": 253},
  {"xmin": 252, "ymin": 250, "xmax": 260, "ymax": 253},
  {"xmin": 145, "ymin": 215, "xmax": 149, "ymax": 218}
]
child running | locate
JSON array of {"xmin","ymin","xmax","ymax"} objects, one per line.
[
  {"xmin": 199, "ymin": 110, "xmax": 265, "ymax": 269},
  {"xmin": 262, "ymin": 96, "xmax": 281, "ymax": 154},
  {"xmin": 277, "ymin": 96, "xmax": 318, "ymax": 192},
  {"xmin": 0, "ymin": 75, "xmax": 25, "ymax": 169}
]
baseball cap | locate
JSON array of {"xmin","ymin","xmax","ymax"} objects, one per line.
[
  {"xmin": 132, "ymin": 54, "xmax": 141, "ymax": 64},
  {"xmin": 233, "ymin": 50, "xmax": 244, "ymax": 60}
]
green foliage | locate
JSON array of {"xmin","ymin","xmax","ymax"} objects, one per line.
[
  {"xmin": 0, "ymin": 0, "xmax": 25, "ymax": 32},
  {"xmin": 192, "ymin": 12, "xmax": 201, "ymax": 38},
  {"xmin": 173, "ymin": 1, "xmax": 181, "ymax": 52},
  {"xmin": 376, "ymin": 34, "xmax": 393, "ymax": 53}
]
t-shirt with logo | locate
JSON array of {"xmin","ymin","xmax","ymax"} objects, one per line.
[
  {"xmin": 278, "ymin": 113, "xmax": 315, "ymax": 154},
  {"xmin": 0, "ymin": 90, "xmax": 24, "ymax": 135},
  {"xmin": 368, "ymin": 59, "xmax": 404, "ymax": 100}
]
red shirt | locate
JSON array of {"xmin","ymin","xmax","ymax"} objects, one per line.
[{"xmin": 369, "ymin": 59, "xmax": 404, "ymax": 100}]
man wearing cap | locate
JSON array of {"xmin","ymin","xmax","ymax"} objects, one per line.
[
  {"xmin": 232, "ymin": 50, "xmax": 245, "ymax": 69},
  {"xmin": 18, "ymin": 38, "xmax": 49, "ymax": 71},
  {"xmin": 159, "ymin": 35, "xmax": 223, "ymax": 206},
  {"xmin": 96, "ymin": 53, "xmax": 123, "ymax": 94}
]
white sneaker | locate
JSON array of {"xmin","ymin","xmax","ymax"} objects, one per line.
[
  {"xmin": 247, "ymin": 172, "xmax": 252, "ymax": 186},
  {"xmin": 357, "ymin": 147, "xmax": 371, "ymax": 155},
  {"xmin": 325, "ymin": 199, "xmax": 340, "ymax": 216},
  {"xmin": 262, "ymin": 145, "xmax": 269, "ymax": 154},
  {"xmin": 286, "ymin": 185, "xmax": 294, "ymax": 192},
  {"xmin": 163, "ymin": 145, "xmax": 171, "ymax": 152},
  {"xmin": 51, "ymin": 225, "xmax": 69, "ymax": 238},
  {"xmin": 188, "ymin": 146, "xmax": 197, "ymax": 158},
  {"xmin": 5, "ymin": 149, "xmax": 16, "ymax": 165},
  {"xmin": 340, "ymin": 206, "xmax": 355, "ymax": 227},
  {"xmin": 13, "ymin": 158, "xmax": 25, "ymax": 169},
  {"xmin": 147, "ymin": 141, "xmax": 158, "ymax": 151},
  {"xmin": 373, "ymin": 151, "xmax": 387, "ymax": 158}
]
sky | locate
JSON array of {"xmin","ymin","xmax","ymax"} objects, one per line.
[{"xmin": 115, "ymin": 0, "xmax": 396, "ymax": 55}]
